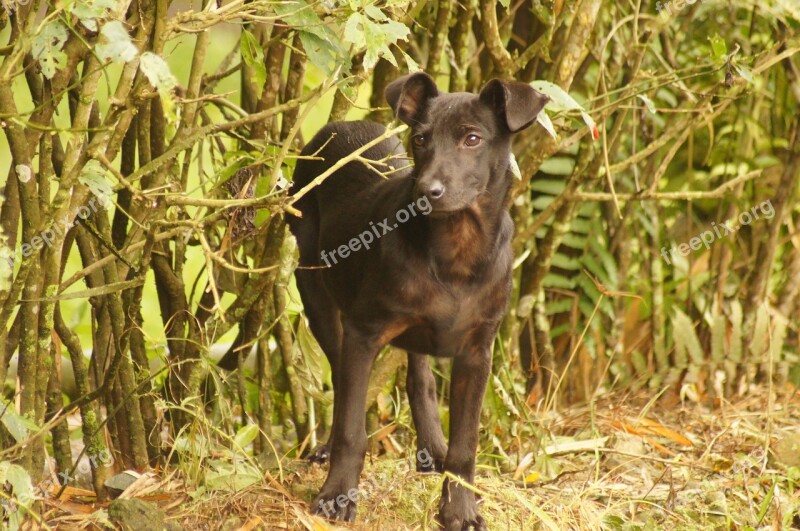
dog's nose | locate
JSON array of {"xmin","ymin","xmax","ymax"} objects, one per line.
[{"xmin": 422, "ymin": 180, "xmax": 445, "ymax": 201}]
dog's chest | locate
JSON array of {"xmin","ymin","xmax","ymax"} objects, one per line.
[{"xmin": 390, "ymin": 275, "xmax": 509, "ymax": 356}]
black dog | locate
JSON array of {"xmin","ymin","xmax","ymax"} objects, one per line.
[{"xmin": 288, "ymin": 72, "xmax": 548, "ymax": 530}]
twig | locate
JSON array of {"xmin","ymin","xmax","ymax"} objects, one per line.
[
  {"xmin": 570, "ymin": 169, "xmax": 763, "ymax": 202},
  {"xmin": 288, "ymin": 124, "xmax": 408, "ymax": 205}
]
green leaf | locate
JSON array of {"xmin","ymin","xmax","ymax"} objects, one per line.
[
  {"xmin": 538, "ymin": 157, "xmax": 574, "ymax": 176},
  {"xmin": 530, "ymin": 80, "xmax": 598, "ymax": 140},
  {"xmin": 536, "ymin": 109, "xmax": 556, "ymax": 138},
  {"xmin": 233, "ymin": 424, "xmax": 259, "ymax": 452},
  {"xmin": 637, "ymin": 94, "xmax": 657, "ymax": 114},
  {"xmin": 709, "ymin": 33, "xmax": 727, "ymax": 62},
  {"xmin": 710, "ymin": 302, "xmax": 726, "ymax": 364},
  {"xmin": 139, "ymin": 52, "xmax": 177, "ymax": 92},
  {"xmin": 343, "ymin": 12, "xmax": 367, "ymax": 49},
  {"xmin": 274, "ymin": 1, "xmax": 345, "ymax": 73},
  {"xmin": 139, "ymin": 52, "xmax": 178, "ymax": 121},
  {"xmin": 749, "ymin": 304, "xmax": 769, "ymax": 358},
  {"xmin": 400, "ymin": 48, "xmax": 420, "ymax": 72},
  {"xmin": 672, "ymin": 308, "xmax": 704, "ymax": 366},
  {"xmin": 363, "ymin": 4, "xmax": 387, "ymax": 21},
  {"xmin": 240, "ymin": 30, "xmax": 266, "ymax": 93},
  {"xmin": 298, "ymin": 31, "xmax": 337, "ymax": 75},
  {"xmin": 734, "ymin": 63, "xmax": 754, "ymax": 84},
  {"xmin": 0, "ymin": 402, "xmax": 33, "ymax": 443},
  {"xmin": 69, "ymin": 0, "xmax": 118, "ymax": 31},
  {"xmin": 5, "ymin": 463, "xmax": 34, "ymax": 503},
  {"xmin": 0, "ymin": 460, "xmax": 35, "ymax": 529},
  {"xmin": 205, "ymin": 459, "xmax": 261, "ymax": 491},
  {"xmin": 97, "ymin": 21, "xmax": 138, "ymax": 63},
  {"xmin": 345, "ymin": 12, "xmax": 409, "ymax": 70},
  {"xmin": 79, "ymin": 160, "xmax": 114, "ymax": 203},
  {"xmin": 293, "ymin": 318, "xmax": 327, "ymax": 400},
  {"xmin": 542, "ymin": 272, "xmax": 575, "ymax": 290},
  {"xmin": 274, "ymin": 0, "xmax": 329, "ymax": 41},
  {"xmin": 552, "ymin": 252, "xmax": 580, "ymax": 271},
  {"xmin": 32, "ymin": 21, "xmax": 69, "ymax": 79}
]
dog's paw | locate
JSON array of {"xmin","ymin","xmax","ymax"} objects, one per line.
[
  {"xmin": 437, "ymin": 484, "xmax": 486, "ymax": 531},
  {"xmin": 306, "ymin": 443, "xmax": 330, "ymax": 465},
  {"xmin": 311, "ymin": 491, "xmax": 357, "ymax": 522}
]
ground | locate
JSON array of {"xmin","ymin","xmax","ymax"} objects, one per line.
[{"xmin": 41, "ymin": 385, "xmax": 800, "ymax": 530}]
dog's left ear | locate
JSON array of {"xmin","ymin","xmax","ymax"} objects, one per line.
[
  {"xmin": 480, "ymin": 79, "xmax": 549, "ymax": 133},
  {"xmin": 385, "ymin": 72, "xmax": 439, "ymax": 125}
]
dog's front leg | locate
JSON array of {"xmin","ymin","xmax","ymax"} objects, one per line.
[
  {"xmin": 311, "ymin": 324, "xmax": 380, "ymax": 522},
  {"xmin": 407, "ymin": 353, "xmax": 447, "ymax": 472},
  {"xmin": 437, "ymin": 343, "xmax": 492, "ymax": 531}
]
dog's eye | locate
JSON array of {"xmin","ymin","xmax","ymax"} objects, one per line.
[
  {"xmin": 464, "ymin": 134, "xmax": 481, "ymax": 147},
  {"xmin": 412, "ymin": 134, "xmax": 425, "ymax": 147}
]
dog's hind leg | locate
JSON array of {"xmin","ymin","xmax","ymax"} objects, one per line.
[
  {"xmin": 312, "ymin": 322, "xmax": 381, "ymax": 521},
  {"xmin": 407, "ymin": 354, "xmax": 447, "ymax": 472},
  {"xmin": 296, "ymin": 269, "xmax": 342, "ymax": 464}
]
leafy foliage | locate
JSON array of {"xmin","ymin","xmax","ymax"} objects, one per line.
[
  {"xmin": 0, "ymin": 0, "xmax": 799, "ymax": 527},
  {"xmin": 31, "ymin": 21, "xmax": 68, "ymax": 79}
]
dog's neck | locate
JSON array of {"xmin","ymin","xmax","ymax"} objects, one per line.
[{"xmin": 423, "ymin": 169, "xmax": 512, "ymax": 281}]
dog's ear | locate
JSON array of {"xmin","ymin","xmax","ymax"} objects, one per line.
[
  {"xmin": 385, "ymin": 73, "xmax": 439, "ymax": 125},
  {"xmin": 480, "ymin": 79, "xmax": 549, "ymax": 133}
]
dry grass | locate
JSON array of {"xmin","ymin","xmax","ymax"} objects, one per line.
[{"xmin": 44, "ymin": 385, "xmax": 800, "ymax": 530}]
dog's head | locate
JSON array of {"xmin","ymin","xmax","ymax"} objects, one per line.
[{"xmin": 386, "ymin": 72, "xmax": 548, "ymax": 214}]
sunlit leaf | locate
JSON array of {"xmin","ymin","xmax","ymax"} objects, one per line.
[
  {"xmin": 734, "ymin": 63, "xmax": 754, "ymax": 84},
  {"xmin": 79, "ymin": 160, "xmax": 114, "ymax": 204},
  {"xmin": 344, "ymin": 12, "xmax": 409, "ymax": 70},
  {"xmin": 32, "ymin": 21, "xmax": 69, "ymax": 79},
  {"xmin": 139, "ymin": 51, "xmax": 177, "ymax": 92},
  {"xmin": 299, "ymin": 31, "xmax": 338, "ymax": 75},
  {"xmin": 530, "ymin": 80, "xmax": 598, "ymax": 140},
  {"xmin": 233, "ymin": 424, "xmax": 259, "ymax": 452},
  {"xmin": 508, "ymin": 153, "xmax": 522, "ymax": 181},
  {"xmin": 240, "ymin": 30, "xmax": 266, "ymax": 93},
  {"xmin": 0, "ymin": 402, "xmax": 36, "ymax": 443},
  {"xmin": 536, "ymin": 109, "xmax": 556, "ymax": 138},
  {"xmin": 69, "ymin": 0, "xmax": 118, "ymax": 31},
  {"xmin": 97, "ymin": 21, "xmax": 138, "ymax": 63},
  {"xmin": 275, "ymin": 0, "xmax": 346, "ymax": 74},
  {"xmin": 708, "ymin": 33, "xmax": 727, "ymax": 62},
  {"xmin": 0, "ymin": 460, "xmax": 35, "ymax": 528},
  {"xmin": 672, "ymin": 308, "xmax": 704, "ymax": 366},
  {"xmin": 139, "ymin": 52, "xmax": 178, "ymax": 122},
  {"xmin": 637, "ymin": 94, "xmax": 657, "ymax": 114},
  {"xmin": 205, "ymin": 459, "xmax": 261, "ymax": 491}
]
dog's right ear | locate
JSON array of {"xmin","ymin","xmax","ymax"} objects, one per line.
[
  {"xmin": 479, "ymin": 79, "xmax": 549, "ymax": 133},
  {"xmin": 385, "ymin": 73, "xmax": 439, "ymax": 125}
]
